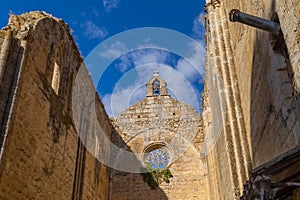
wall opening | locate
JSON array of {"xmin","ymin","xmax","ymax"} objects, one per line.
[
  {"xmin": 143, "ymin": 143, "xmax": 171, "ymax": 169},
  {"xmin": 152, "ymin": 80, "xmax": 160, "ymax": 95},
  {"xmin": 51, "ymin": 61, "xmax": 60, "ymax": 95}
]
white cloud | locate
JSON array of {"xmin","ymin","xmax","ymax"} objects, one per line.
[
  {"xmin": 116, "ymin": 49, "xmax": 170, "ymax": 72},
  {"xmin": 193, "ymin": 13, "xmax": 206, "ymax": 40},
  {"xmin": 136, "ymin": 39, "xmax": 166, "ymax": 50},
  {"xmin": 175, "ymin": 41, "xmax": 206, "ymax": 82},
  {"xmin": 173, "ymin": 12, "xmax": 206, "ymax": 82},
  {"xmin": 103, "ymin": 0, "xmax": 120, "ymax": 12},
  {"xmin": 102, "ymin": 84, "xmax": 142, "ymax": 117},
  {"xmin": 131, "ymin": 50, "xmax": 170, "ymax": 66},
  {"xmin": 97, "ymin": 41, "xmax": 170, "ymax": 72},
  {"xmin": 81, "ymin": 21, "xmax": 108, "ymax": 40},
  {"xmin": 98, "ymin": 41, "xmax": 128, "ymax": 59}
]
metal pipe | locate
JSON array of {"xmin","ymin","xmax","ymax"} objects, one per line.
[{"xmin": 229, "ymin": 9, "xmax": 281, "ymax": 34}]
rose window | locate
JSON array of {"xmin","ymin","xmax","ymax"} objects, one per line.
[{"xmin": 144, "ymin": 147, "xmax": 170, "ymax": 169}]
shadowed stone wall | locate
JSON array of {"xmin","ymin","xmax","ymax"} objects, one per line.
[{"xmin": 203, "ymin": 0, "xmax": 300, "ymax": 199}]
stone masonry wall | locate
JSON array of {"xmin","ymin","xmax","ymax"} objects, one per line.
[
  {"xmin": 223, "ymin": 0, "xmax": 300, "ymax": 168},
  {"xmin": 110, "ymin": 95, "xmax": 210, "ymax": 200},
  {"xmin": 0, "ymin": 12, "xmax": 111, "ymax": 200},
  {"xmin": 204, "ymin": 0, "xmax": 252, "ymax": 198},
  {"xmin": 203, "ymin": 0, "xmax": 300, "ymax": 199}
]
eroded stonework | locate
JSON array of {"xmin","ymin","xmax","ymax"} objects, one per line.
[
  {"xmin": 1, "ymin": 1, "xmax": 300, "ymax": 199},
  {"xmin": 0, "ymin": 12, "xmax": 111, "ymax": 200},
  {"xmin": 203, "ymin": 0, "xmax": 300, "ymax": 199}
]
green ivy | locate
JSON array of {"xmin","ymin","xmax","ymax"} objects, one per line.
[{"xmin": 142, "ymin": 164, "xmax": 173, "ymax": 189}]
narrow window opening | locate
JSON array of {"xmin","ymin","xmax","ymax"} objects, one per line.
[
  {"xmin": 51, "ymin": 62, "xmax": 60, "ymax": 95},
  {"xmin": 95, "ymin": 136, "xmax": 99, "ymax": 158}
]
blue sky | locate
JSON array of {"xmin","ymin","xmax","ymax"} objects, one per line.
[{"xmin": 0, "ymin": 0, "xmax": 206, "ymax": 117}]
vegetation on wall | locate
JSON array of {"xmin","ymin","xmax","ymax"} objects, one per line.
[{"xmin": 142, "ymin": 164, "xmax": 173, "ymax": 189}]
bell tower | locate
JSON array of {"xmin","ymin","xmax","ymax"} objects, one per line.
[{"xmin": 146, "ymin": 71, "xmax": 168, "ymax": 97}]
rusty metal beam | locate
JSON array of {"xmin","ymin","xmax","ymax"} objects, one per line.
[{"xmin": 229, "ymin": 9, "xmax": 281, "ymax": 34}]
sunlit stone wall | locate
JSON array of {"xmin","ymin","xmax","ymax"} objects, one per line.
[
  {"xmin": 110, "ymin": 83, "xmax": 210, "ymax": 200},
  {"xmin": 0, "ymin": 12, "xmax": 111, "ymax": 200}
]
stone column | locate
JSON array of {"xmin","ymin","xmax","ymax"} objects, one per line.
[{"xmin": 204, "ymin": 0, "xmax": 252, "ymax": 199}]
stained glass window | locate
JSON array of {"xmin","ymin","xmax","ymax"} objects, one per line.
[{"xmin": 145, "ymin": 147, "xmax": 170, "ymax": 169}]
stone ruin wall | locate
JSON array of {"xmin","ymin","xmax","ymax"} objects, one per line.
[
  {"xmin": 1, "ymin": 2, "xmax": 299, "ymax": 199},
  {"xmin": 0, "ymin": 11, "xmax": 212, "ymax": 200},
  {"xmin": 0, "ymin": 12, "xmax": 111, "ymax": 200},
  {"xmin": 203, "ymin": 0, "xmax": 300, "ymax": 199},
  {"xmin": 223, "ymin": 0, "xmax": 300, "ymax": 167},
  {"xmin": 110, "ymin": 95, "xmax": 210, "ymax": 200}
]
